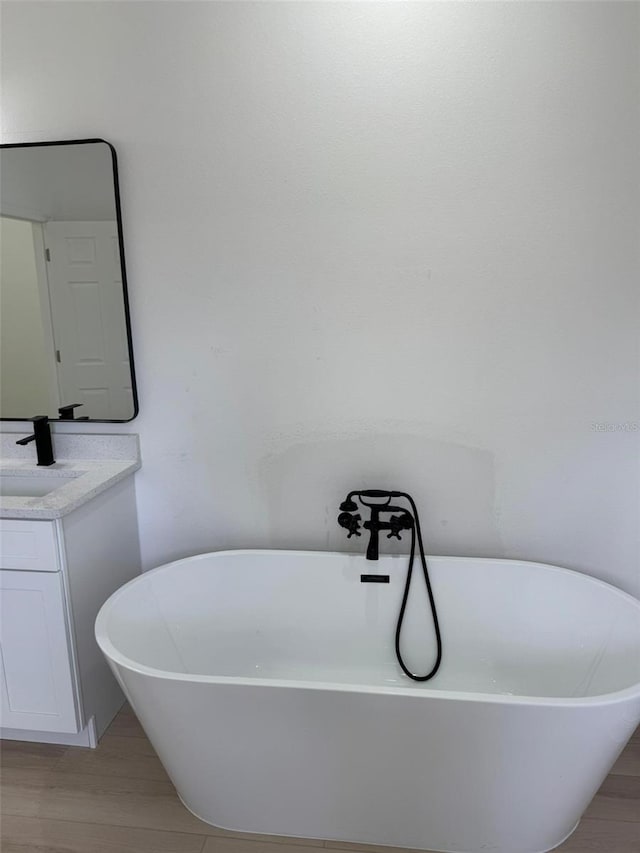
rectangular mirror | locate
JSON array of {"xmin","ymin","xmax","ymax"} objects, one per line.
[{"xmin": 0, "ymin": 139, "xmax": 138, "ymax": 422}]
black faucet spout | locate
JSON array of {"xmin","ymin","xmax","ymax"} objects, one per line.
[
  {"xmin": 16, "ymin": 416, "xmax": 55, "ymax": 466},
  {"xmin": 363, "ymin": 506, "xmax": 414, "ymax": 560},
  {"xmin": 364, "ymin": 506, "xmax": 382, "ymax": 560}
]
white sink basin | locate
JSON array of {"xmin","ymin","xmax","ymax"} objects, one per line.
[
  {"xmin": 0, "ymin": 434, "xmax": 140, "ymax": 519},
  {"xmin": 0, "ymin": 474, "xmax": 77, "ymax": 497}
]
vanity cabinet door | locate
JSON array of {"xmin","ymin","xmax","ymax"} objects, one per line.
[{"xmin": 0, "ymin": 569, "xmax": 79, "ymax": 733}]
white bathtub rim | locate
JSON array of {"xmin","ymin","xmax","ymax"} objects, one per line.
[{"xmin": 95, "ymin": 549, "xmax": 640, "ymax": 709}]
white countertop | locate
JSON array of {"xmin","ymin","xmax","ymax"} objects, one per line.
[{"xmin": 0, "ymin": 433, "xmax": 140, "ymax": 520}]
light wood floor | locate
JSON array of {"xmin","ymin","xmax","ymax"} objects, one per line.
[{"xmin": 1, "ymin": 704, "xmax": 638, "ymax": 853}]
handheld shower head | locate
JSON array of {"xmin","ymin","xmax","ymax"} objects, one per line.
[{"xmin": 339, "ymin": 496, "xmax": 358, "ymax": 512}]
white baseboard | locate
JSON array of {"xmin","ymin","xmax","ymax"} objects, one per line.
[{"xmin": 1, "ymin": 715, "xmax": 97, "ymax": 748}]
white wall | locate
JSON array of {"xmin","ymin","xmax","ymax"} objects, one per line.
[
  {"xmin": 0, "ymin": 217, "xmax": 52, "ymax": 416},
  {"xmin": 2, "ymin": 2, "xmax": 639, "ymax": 595}
]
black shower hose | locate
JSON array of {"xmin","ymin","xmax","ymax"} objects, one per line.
[{"xmin": 394, "ymin": 493, "xmax": 442, "ymax": 681}]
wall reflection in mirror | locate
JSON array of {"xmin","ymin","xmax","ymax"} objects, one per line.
[{"xmin": 0, "ymin": 140, "xmax": 137, "ymax": 422}]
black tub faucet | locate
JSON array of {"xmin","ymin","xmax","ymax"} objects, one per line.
[
  {"xmin": 337, "ymin": 489, "xmax": 443, "ymax": 682},
  {"xmin": 338, "ymin": 490, "xmax": 414, "ymax": 560},
  {"xmin": 16, "ymin": 416, "xmax": 55, "ymax": 466}
]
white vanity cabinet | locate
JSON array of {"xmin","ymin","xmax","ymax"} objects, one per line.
[{"xmin": 0, "ymin": 475, "xmax": 141, "ymax": 747}]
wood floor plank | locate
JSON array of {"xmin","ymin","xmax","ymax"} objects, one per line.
[
  {"xmin": 324, "ymin": 841, "xmax": 429, "ymax": 853},
  {"xmin": 322, "ymin": 818, "xmax": 640, "ymax": 853},
  {"xmin": 204, "ymin": 826, "xmax": 324, "ymax": 848},
  {"xmin": 555, "ymin": 816, "xmax": 640, "ymax": 851},
  {"xmin": 611, "ymin": 738, "xmax": 640, "ymax": 777},
  {"xmin": 0, "ymin": 814, "xmax": 206, "ymax": 853},
  {"xmin": 56, "ymin": 734, "xmax": 169, "ymax": 782},
  {"xmin": 583, "ymin": 774, "xmax": 640, "ymax": 823},
  {"xmin": 202, "ymin": 838, "xmax": 327, "ymax": 853},
  {"xmin": 0, "ymin": 740, "xmax": 67, "ymax": 772},
  {"xmin": 0, "ymin": 766, "xmax": 213, "ymax": 835}
]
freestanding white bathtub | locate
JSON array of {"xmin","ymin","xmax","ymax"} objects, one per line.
[{"xmin": 95, "ymin": 550, "xmax": 640, "ymax": 853}]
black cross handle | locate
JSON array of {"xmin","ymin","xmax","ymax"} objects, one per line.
[{"xmin": 337, "ymin": 511, "xmax": 362, "ymax": 538}]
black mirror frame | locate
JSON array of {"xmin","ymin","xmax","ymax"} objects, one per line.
[{"xmin": 0, "ymin": 137, "xmax": 139, "ymax": 423}]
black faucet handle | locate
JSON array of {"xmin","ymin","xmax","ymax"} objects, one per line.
[
  {"xmin": 16, "ymin": 434, "xmax": 35, "ymax": 446},
  {"xmin": 338, "ymin": 511, "xmax": 362, "ymax": 538},
  {"xmin": 387, "ymin": 512, "xmax": 413, "ymax": 540}
]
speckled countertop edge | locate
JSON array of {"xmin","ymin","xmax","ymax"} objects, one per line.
[{"xmin": 0, "ymin": 433, "xmax": 140, "ymax": 520}]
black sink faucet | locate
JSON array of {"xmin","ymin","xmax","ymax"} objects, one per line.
[
  {"xmin": 338, "ymin": 489, "xmax": 414, "ymax": 560},
  {"xmin": 16, "ymin": 416, "xmax": 55, "ymax": 466}
]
